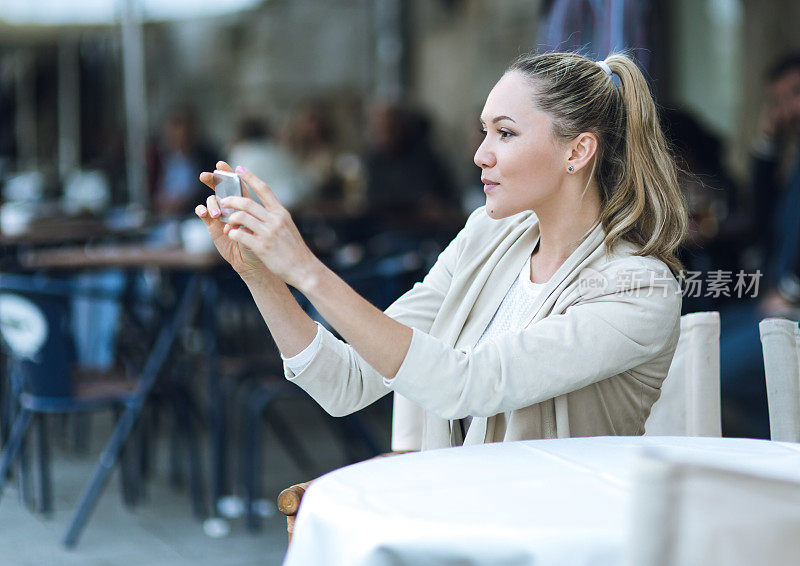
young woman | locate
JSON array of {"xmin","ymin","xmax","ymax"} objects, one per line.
[{"xmin": 195, "ymin": 51, "xmax": 687, "ymax": 450}]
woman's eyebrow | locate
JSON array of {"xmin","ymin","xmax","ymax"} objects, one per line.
[{"xmin": 479, "ymin": 115, "xmax": 517, "ymax": 125}]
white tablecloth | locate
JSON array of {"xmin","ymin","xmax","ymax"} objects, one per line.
[{"xmin": 283, "ymin": 436, "xmax": 800, "ymax": 566}]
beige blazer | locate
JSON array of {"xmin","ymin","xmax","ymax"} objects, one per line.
[{"xmin": 285, "ymin": 207, "xmax": 682, "ymax": 450}]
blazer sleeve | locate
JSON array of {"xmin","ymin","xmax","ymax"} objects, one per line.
[
  {"xmin": 384, "ymin": 264, "xmax": 682, "ymax": 420},
  {"xmin": 282, "ymin": 209, "xmax": 478, "ymax": 417}
]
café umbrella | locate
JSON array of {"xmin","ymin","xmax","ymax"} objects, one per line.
[{"xmin": 0, "ymin": 0, "xmax": 260, "ymax": 208}]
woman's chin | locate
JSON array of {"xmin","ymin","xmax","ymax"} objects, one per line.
[{"xmin": 484, "ymin": 203, "xmax": 517, "ymax": 220}]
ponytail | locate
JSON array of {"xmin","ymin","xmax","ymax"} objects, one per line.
[
  {"xmin": 508, "ymin": 52, "xmax": 688, "ymax": 274},
  {"xmin": 602, "ymin": 55, "xmax": 687, "ymax": 274}
]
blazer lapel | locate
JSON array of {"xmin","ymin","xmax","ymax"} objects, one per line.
[
  {"xmin": 521, "ymin": 221, "xmax": 607, "ymax": 328},
  {"xmin": 425, "ymin": 216, "xmax": 607, "ymax": 448},
  {"xmin": 446, "ymin": 214, "xmax": 539, "ymax": 446},
  {"xmin": 470, "ymin": 222, "xmax": 607, "ymax": 445},
  {"xmin": 427, "ymin": 216, "xmax": 533, "ymax": 351},
  {"xmin": 454, "ymin": 217, "xmax": 540, "ymax": 350}
]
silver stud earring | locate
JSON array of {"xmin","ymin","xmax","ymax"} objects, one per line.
[{"xmin": 567, "ymin": 165, "xmax": 574, "ymax": 172}]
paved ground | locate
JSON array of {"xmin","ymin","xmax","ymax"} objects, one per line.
[{"xmin": 0, "ymin": 395, "xmax": 392, "ymax": 566}]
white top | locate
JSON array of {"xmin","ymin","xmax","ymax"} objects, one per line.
[
  {"xmin": 284, "ymin": 256, "xmax": 544, "ymax": 378},
  {"xmin": 461, "ymin": 257, "xmax": 544, "ymax": 437},
  {"xmin": 281, "ymin": 321, "xmax": 324, "ymax": 372},
  {"xmin": 475, "ymin": 256, "xmax": 545, "ymax": 348}
]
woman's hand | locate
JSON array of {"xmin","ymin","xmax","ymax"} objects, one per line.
[
  {"xmin": 199, "ymin": 164, "xmax": 411, "ymax": 378},
  {"xmin": 217, "ymin": 165, "xmax": 322, "ymax": 291},
  {"xmin": 196, "ymin": 161, "xmax": 267, "ymax": 279}
]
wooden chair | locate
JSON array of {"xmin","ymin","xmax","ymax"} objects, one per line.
[{"xmin": 277, "ymin": 450, "xmax": 414, "ymax": 543}]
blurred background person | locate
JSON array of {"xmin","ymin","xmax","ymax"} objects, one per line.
[
  {"xmin": 227, "ymin": 115, "xmax": 309, "ymax": 210},
  {"xmin": 147, "ymin": 105, "xmax": 217, "ymax": 218},
  {"xmin": 363, "ymin": 102, "xmax": 459, "ymax": 228},
  {"xmin": 286, "ymin": 102, "xmax": 343, "ymax": 205},
  {"xmin": 751, "ymin": 53, "xmax": 800, "ymax": 294},
  {"xmin": 720, "ymin": 53, "xmax": 800, "ymax": 438},
  {"xmin": 662, "ymin": 107, "xmax": 744, "ymax": 313}
]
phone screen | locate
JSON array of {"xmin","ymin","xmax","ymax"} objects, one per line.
[{"xmin": 212, "ymin": 170, "xmax": 242, "ymax": 222}]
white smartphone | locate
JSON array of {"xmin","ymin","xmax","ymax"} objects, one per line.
[{"xmin": 212, "ymin": 169, "xmax": 242, "ymax": 222}]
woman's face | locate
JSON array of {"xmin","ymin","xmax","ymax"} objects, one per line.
[{"xmin": 474, "ymin": 71, "xmax": 567, "ymax": 219}]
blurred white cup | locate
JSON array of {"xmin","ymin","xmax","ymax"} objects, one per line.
[
  {"xmin": 0, "ymin": 202, "xmax": 35, "ymax": 235},
  {"xmin": 180, "ymin": 217, "xmax": 215, "ymax": 254}
]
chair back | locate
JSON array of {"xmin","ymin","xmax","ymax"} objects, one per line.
[
  {"xmin": 759, "ymin": 317, "xmax": 800, "ymax": 442},
  {"xmin": 0, "ymin": 277, "xmax": 75, "ymax": 399},
  {"xmin": 626, "ymin": 448, "xmax": 800, "ymax": 566},
  {"xmin": 645, "ymin": 311, "xmax": 721, "ymax": 437}
]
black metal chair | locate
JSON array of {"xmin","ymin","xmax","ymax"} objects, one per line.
[
  {"xmin": 0, "ymin": 273, "xmax": 206, "ymax": 547},
  {"xmin": 0, "ymin": 275, "xmax": 140, "ymax": 516}
]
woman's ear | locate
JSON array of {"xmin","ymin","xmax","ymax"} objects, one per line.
[{"xmin": 566, "ymin": 132, "xmax": 598, "ymax": 173}]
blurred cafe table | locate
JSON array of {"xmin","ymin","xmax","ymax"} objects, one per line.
[
  {"xmin": 19, "ymin": 243, "xmax": 232, "ymax": 538},
  {"xmin": 19, "ymin": 243, "xmax": 220, "ymax": 270},
  {"xmin": 0, "ymin": 211, "xmax": 151, "ymax": 272},
  {"xmin": 284, "ymin": 436, "xmax": 800, "ymax": 566},
  {"xmin": 0, "ymin": 206, "xmax": 151, "ymax": 246},
  {"xmin": 1, "ymin": 217, "xmax": 138, "ymax": 246}
]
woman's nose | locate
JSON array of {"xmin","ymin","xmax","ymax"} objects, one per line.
[{"xmin": 473, "ymin": 140, "xmax": 495, "ymax": 169}]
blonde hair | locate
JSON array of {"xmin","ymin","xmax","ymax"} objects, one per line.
[{"xmin": 508, "ymin": 52, "xmax": 688, "ymax": 274}]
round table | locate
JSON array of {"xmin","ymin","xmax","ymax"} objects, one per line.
[{"xmin": 283, "ymin": 436, "xmax": 800, "ymax": 566}]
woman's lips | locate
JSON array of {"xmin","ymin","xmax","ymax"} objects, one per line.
[{"xmin": 482, "ymin": 179, "xmax": 499, "ymax": 193}]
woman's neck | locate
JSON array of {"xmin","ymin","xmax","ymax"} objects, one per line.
[{"xmin": 530, "ymin": 186, "xmax": 601, "ymax": 283}]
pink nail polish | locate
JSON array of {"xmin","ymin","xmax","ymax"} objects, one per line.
[{"xmin": 235, "ymin": 166, "xmax": 247, "ymax": 174}]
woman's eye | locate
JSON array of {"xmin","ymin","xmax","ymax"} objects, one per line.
[{"xmin": 478, "ymin": 127, "xmax": 514, "ymax": 139}]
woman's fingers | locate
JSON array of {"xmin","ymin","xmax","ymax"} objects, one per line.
[
  {"xmin": 235, "ymin": 166, "xmax": 283, "ymax": 211},
  {"xmin": 201, "ymin": 162, "xmax": 257, "ymax": 200},
  {"xmin": 219, "ymin": 195, "xmax": 269, "ymax": 222},
  {"xmin": 195, "ymin": 205, "xmax": 214, "ymax": 227},
  {"xmin": 195, "ymin": 204, "xmax": 212, "ymax": 225},
  {"xmin": 200, "ymin": 161, "xmax": 234, "ymax": 191},
  {"xmin": 206, "ymin": 194, "xmax": 221, "ymax": 219},
  {"xmin": 227, "ymin": 209, "xmax": 269, "ymax": 235},
  {"xmin": 199, "ymin": 171, "xmax": 217, "ymax": 191},
  {"xmin": 227, "ymin": 226, "xmax": 260, "ymax": 251}
]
